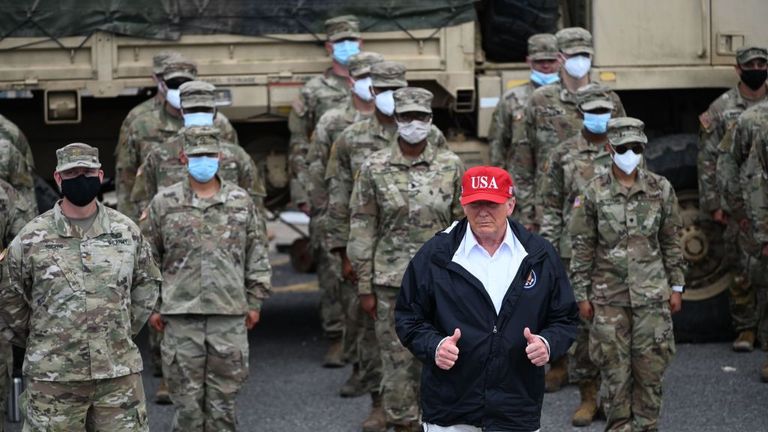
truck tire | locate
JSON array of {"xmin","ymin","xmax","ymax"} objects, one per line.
[
  {"xmin": 481, "ymin": 0, "xmax": 560, "ymax": 63},
  {"xmin": 645, "ymin": 134, "xmax": 734, "ymax": 342}
]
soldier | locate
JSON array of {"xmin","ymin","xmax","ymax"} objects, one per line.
[
  {"xmin": 131, "ymin": 81, "xmax": 266, "ymax": 214},
  {"xmin": 569, "ymin": 118, "xmax": 685, "ymax": 431},
  {"xmin": 538, "ymin": 83, "xmax": 620, "ymax": 426},
  {"xmin": 307, "ymin": 52, "xmax": 384, "ymax": 400},
  {"xmin": 0, "ymin": 113, "xmax": 34, "ymax": 169},
  {"xmin": 487, "ymin": 33, "xmax": 559, "ymax": 228},
  {"xmin": 0, "ymin": 143, "xmax": 161, "ymax": 431},
  {"xmin": 142, "ymin": 131, "xmax": 271, "ymax": 431},
  {"xmin": 116, "ymin": 55, "xmax": 238, "ymax": 221},
  {"xmin": 709, "ymin": 47, "xmax": 768, "ymax": 352},
  {"xmin": 0, "ymin": 179, "xmax": 36, "ymax": 432},
  {"xmin": 523, "ymin": 27, "xmax": 625, "ymax": 389},
  {"xmin": 289, "ymin": 15, "xmax": 361, "ymax": 211},
  {"xmin": 0, "ymin": 134, "xmax": 37, "ymax": 216},
  {"xmin": 347, "ymin": 87, "xmax": 465, "ymax": 432}
]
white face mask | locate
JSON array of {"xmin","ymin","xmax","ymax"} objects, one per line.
[
  {"xmin": 564, "ymin": 55, "xmax": 592, "ymax": 79},
  {"xmin": 352, "ymin": 77, "xmax": 374, "ymax": 102},
  {"xmin": 166, "ymin": 89, "xmax": 181, "ymax": 109},
  {"xmin": 374, "ymin": 90, "xmax": 395, "ymax": 116},
  {"xmin": 396, "ymin": 119, "xmax": 431, "ymax": 144},
  {"xmin": 612, "ymin": 149, "xmax": 642, "ymax": 175}
]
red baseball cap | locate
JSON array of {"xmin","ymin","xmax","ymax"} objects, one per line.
[{"xmin": 460, "ymin": 166, "xmax": 514, "ymax": 205}]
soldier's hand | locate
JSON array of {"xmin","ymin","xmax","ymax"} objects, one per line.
[
  {"xmin": 524, "ymin": 327, "xmax": 549, "ymax": 366},
  {"xmin": 578, "ymin": 301, "xmax": 593, "ymax": 321},
  {"xmin": 435, "ymin": 328, "xmax": 461, "ymax": 370},
  {"xmin": 341, "ymin": 256, "xmax": 358, "ymax": 283},
  {"xmin": 712, "ymin": 209, "xmax": 727, "ymax": 225},
  {"xmin": 149, "ymin": 313, "xmax": 165, "ymax": 332},
  {"xmin": 669, "ymin": 292, "xmax": 683, "ymax": 314},
  {"xmin": 359, "ymin": 294, "xmax": 377, "ymax": 320},
  {"xmin": 298, "ymin": 202, "xmax": 310, "ymax": 216},
  {"xmin": 245, "ymin": 310, "xmax": 261, "ymax": 330}
]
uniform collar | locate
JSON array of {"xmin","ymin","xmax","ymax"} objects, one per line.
[
  {"xmin": 608, "ymin": 167, "xmax": 650, "ymax": 197},
  {"xmin": 182, "ymin": 176, "xmax": 229, "ymax": 208},
  {"xmin": 373, "ymin": 115, "xmax": 398, "ymax": 141},
  {"xmin": 387, "ymin": 134, "xmax": 439, "ymax": 168},
  {"xmin": 53, "ymin": 200, "xmax": 111, "ymax": 238}
]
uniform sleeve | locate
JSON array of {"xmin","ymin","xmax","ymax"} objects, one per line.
[
  {"xmin": 612, "ymin": 92, "xmax": 626, "ymax": 117},
  {"xmin": 697, "ymin": 107, "xmax": 723, "ymax": 213},
  {"xmin": 235, "ymin": 149, "xmax": 268, "ymax": 220},
  {"xmin": 130, "ymin": 154, "xmax": 156, "ymax": 215},
  {"xmin": 139, "ymin": 199, "xmax": 164, "ymax": 312},
  {"xmin": 0, "ymin": 237, "xmax": 32, "ymax": 347},
  {"xmin": 130, "ymin": 232, "xmax": 162, "ymax": 335},
  {"xmin": 307, "ymin": 119, "xmax": 332, "ymax": 213},
  {"xmin": 347, "ymin": 162, "xmax": 378, "ymax": 295},
  {"xmin": 288, "ymin": 89, "xmax": 313, "ymax": 206},
  {"xmin": 488, "ymin": 99, "xmax": 510, "ymax": 167},
  {"xmin": 217, "ymin": 115, "xmax": 240, "ymax": 145},
  {"xmin": 244, "ymin": 199, "xmax": 272, "ymax": 311},
  {"xmin": 451, "ymin": 162, "xmax": 466, "ymax": 221},
  {"xmin": 718, "ymin": 123, "xmax": 747, "ymax": 220},
  {"xmin": 325, "ymin": 137, "xmax": 354, "ymax": 251},
  {"xmin": 568, "ymin": 188, "xmax": 597, "ymax": 302},
  {"xmin": 750, "ymin": 174, "xmax": 768, "ymax": 245},
  {"xmin": 515, "ymin": 100, "xmax": 539, "ymax": 226},
  {"xmin": 659, "ymin": 182, "xmax": 686, "ymax": 287},
  {"xmin": 115, "ymin": 127, "xmax": 141, "ymax": 221},
  {"xmin": 538, "ymin": 152, "xmax": 565, "ymax": 253},
  {"xmin": 15, "ymin": 127, "xmax": 35, "ymax": 170},
  {"xmin": 5, "ymin": 188, "xmax": 28, "ymax": 244},
  {"xmin": 3, "ymin": 142, "xmax": 37, "ymax": 216}
]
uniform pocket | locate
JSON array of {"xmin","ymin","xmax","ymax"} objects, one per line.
[{"xmin": 654, "ymin": 307, "xmax": 676, "ymax": 363}]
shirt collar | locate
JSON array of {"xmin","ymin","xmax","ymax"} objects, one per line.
[
  {"xmin": 53, "ymin": 200, "xmax": 111, "ymax": 238},
  {"xmin": 462, "ymin": 220, "xmax": 516, "ymax": 259}
]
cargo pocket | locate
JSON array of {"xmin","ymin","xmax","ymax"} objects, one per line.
[
  {"xmin": 654, "ymin": 307, "xmax": 676, "ymax": 365},
  {"xmin": 588, "ymin": 318, "xmax": 614, "ymax": 369}
]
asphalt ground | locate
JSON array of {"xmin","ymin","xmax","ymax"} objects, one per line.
[{"xmin": 5, "ymin": 253, "xmax": 768, "ymax": 431}]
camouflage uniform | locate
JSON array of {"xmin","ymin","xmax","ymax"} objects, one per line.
[
  {"xmin": 309, "ymin": 52, "xmax": 383, "ymax": 381},
  {"xmin": 141, "ymin": 135, "xmax": 271, "ymax": 431},
  {"xmin": 0, "ymin": 135, "xmax": 37, "ymax": 216},
  {"xmin": 0, "ymin": 143, "xmax": 161, "ymax": 432},
  {"xmin": 347, "ymin": 88, "xmax": 465, "ymax": 428},
  {"xmin": 488, "ymin": 34, "xmax": 558, "ymax": 226},
  {"xmin": 524, "ymin": 28, "xmax": 625, "ymax": 225},
  {"xmin": 0, "ymin": 179, "xmax": 35, "ymax": 431},
  {"xmin": 539, "ymin": 85, "xmax": 616, "ymax": 391},
  {"xmin": 0, "ymin": 113, "xmax": 34, "ymax": 169},
  {"xmin": 289, "ymin": 17, "xmax": 360, "ymax": 346},
  {"xmin": 569, "ymin": 119, "xmax": 686, "ymax": 432}
]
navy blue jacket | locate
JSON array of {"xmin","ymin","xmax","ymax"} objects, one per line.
[{"xmin": 395, "ymin": 217, "xmax": 578, "ymax": 431}]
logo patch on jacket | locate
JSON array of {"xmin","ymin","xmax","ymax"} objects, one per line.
[{"xmin": 523, "ymin": 270, "xmax": 537, "ymax": 289}]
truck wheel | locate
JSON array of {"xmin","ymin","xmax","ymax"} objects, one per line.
[
  {"xmin": 481, "ymin": 0, "xmax": 560, "ymax": 63},
  {"xmin": 645, "ymin": 134, "xmax": 734, "ymax": 342}
]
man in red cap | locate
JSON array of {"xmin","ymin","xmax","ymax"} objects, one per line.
[{"xmin": 395, "ymin": 166, "xmax": 578, "ymax": 432}]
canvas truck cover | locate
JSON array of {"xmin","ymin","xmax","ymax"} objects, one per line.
[{"xmin": 0, "ymin": 0, "xmax": 476, "ymax": 41}]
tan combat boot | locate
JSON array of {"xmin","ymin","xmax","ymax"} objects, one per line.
[
  {"xmin": 339, "ymin": 364, "xmax": 366, "ymax": 397},
  {"xmin": 761, "ymin": 359, "xmax": 768, "ymax": 383},
  {"xmin": 572, "ymin": 379, "xmax": 598, "ymax": 426},
  {"xmin": 545, "ymin": 356, "xmax": 569, "ymax": 392},
  {"xmin": 323, "ymin": 338, "xmax": 345, "ymax": 368},
  {"xmin": 361, "ymin": 392, "xmax": 387, "ymax": 432},
  {"xmin": 155, "ymin": 378, "xmax": 172, "ymax": 405},
  {"xmin": 732, "ymin": 329, "xmax": 756, "ymax": 352}
]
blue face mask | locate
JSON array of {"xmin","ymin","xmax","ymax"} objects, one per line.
[
  {"xmin": 582, "ymin": 112, "xmax": 611, "ymax": 134},
  {"xmin": 187, "ymin": 156, "xmax": 219, "ymax": 183},
  {"xmin": 183, "ymin": 112, "xmax": 215, "ymax": 128},
  {"xmin": 530, "ymin": 69, "xmax": 560, "ymax": 86},
  {"xmin": 332, "ymin": 40, "xmax": 360, "ymax": 65}
]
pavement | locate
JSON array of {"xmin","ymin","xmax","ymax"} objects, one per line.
[{"xmin": 5, "ymin": 251, "xmax": 768, "ymax": 431}]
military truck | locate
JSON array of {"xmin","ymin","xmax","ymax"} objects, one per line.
[{"xmin": 0, "ymin": 0, "xmax": 766, "ymax": 340}]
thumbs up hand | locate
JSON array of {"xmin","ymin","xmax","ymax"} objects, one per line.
[
  {"xmin": 435, "ymin": 328, "xmax": 461, "ymax": 370},
  {"xmin": 524, "ymin": 327, "xmax": 549, "ymax": 367}
]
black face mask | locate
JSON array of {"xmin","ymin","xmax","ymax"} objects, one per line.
[
  {"xmin": 60, "ymin": 175, "xmax": 101, "ymax": 207},
  {"xmin": 741, "ymin": 69, "xmax": 767, "ymax": 91}
]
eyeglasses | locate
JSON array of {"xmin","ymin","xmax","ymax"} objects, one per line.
[{"xmin": 614, "ymin": 143, "xmax": 644, "ymax": 155}]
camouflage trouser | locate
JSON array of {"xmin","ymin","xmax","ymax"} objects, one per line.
[
  {"xmin": 746, "ymin": 253, "xmax": 768, "ymax": 347},
  {"xmin": 561, "ymin": 258, "xmax": 599, "ymax": 383},
  {"xmin": 148, "ymin": 326, "xmax": 163, "ymax": 375},
  {"xmin": 0, "ymin": 338, "xmax": 10, "ymax": 432},
  {"xmin": 341, "ymin": 279, "xmax": 382, "ymax": 392},
  {"xmin": 730, "ymin": 226, "xmax": 759, "ymax": 333},
  {"xmin": 590, "ymin": 303, "xmax": 675, "ymax": 432},
  {"xmin": 21, "ymin": 373, "xmax": 148, "ymax": 432},
  {"xmin": 314, "ymin": 234, "xmax": 344, "ymax": 340},
  {"xmin": 162, "ymin": 315, "xmax": 249, "ymax": 432},
  {"xmin": 374, "ymin": 285, "xmax": 420, "ymax": 426}
]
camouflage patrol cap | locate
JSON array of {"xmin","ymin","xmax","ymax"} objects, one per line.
[
  {"xmin": 607, "ymin": 117, "xmax": 648, "ymax": 146},
  {"xmin": 152, "ymin": 51, "xmax": 179, "ymax": 75},
  {"xmin": 576, "ymin": 83, "xmax": 615, "ymax": 111},
  {"xmin": 348, "ymin": 52, "xmax": 385, "ymax": 78},
  {"xmin": 56, "ymin": 143, "xmax": 101, "ymax": 172},
  {"xmin": 325, "ymin": 15, "xmax": 361, "ymax": 42},
  {"xmin": 180, "ymin": 81, "xmax": 216, "ymax": 109},
  {"xmin": 394, "ymin": 87, "xmax": 433, "ymax": 114},
  {"xmin": 162, "ymin": 53, "xmax": 198, "ymax": 81},
  {"xmin": 736, "ymin": 46, "xmax": 768, "ymax": 65},
  {"xmin": 371, "ymin": 61, "xmax": 407, "ymax": 88},
  {"xmin": 182, "ymin": 127, "xmax": 221, "ymax": 155},
  {"xmin": 528, "ymin": 34, "xmax": 559, "ymax": 60},
  {"xmin": 556, "ymin": 27, "xmax": 594, "ymax": 55}
]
